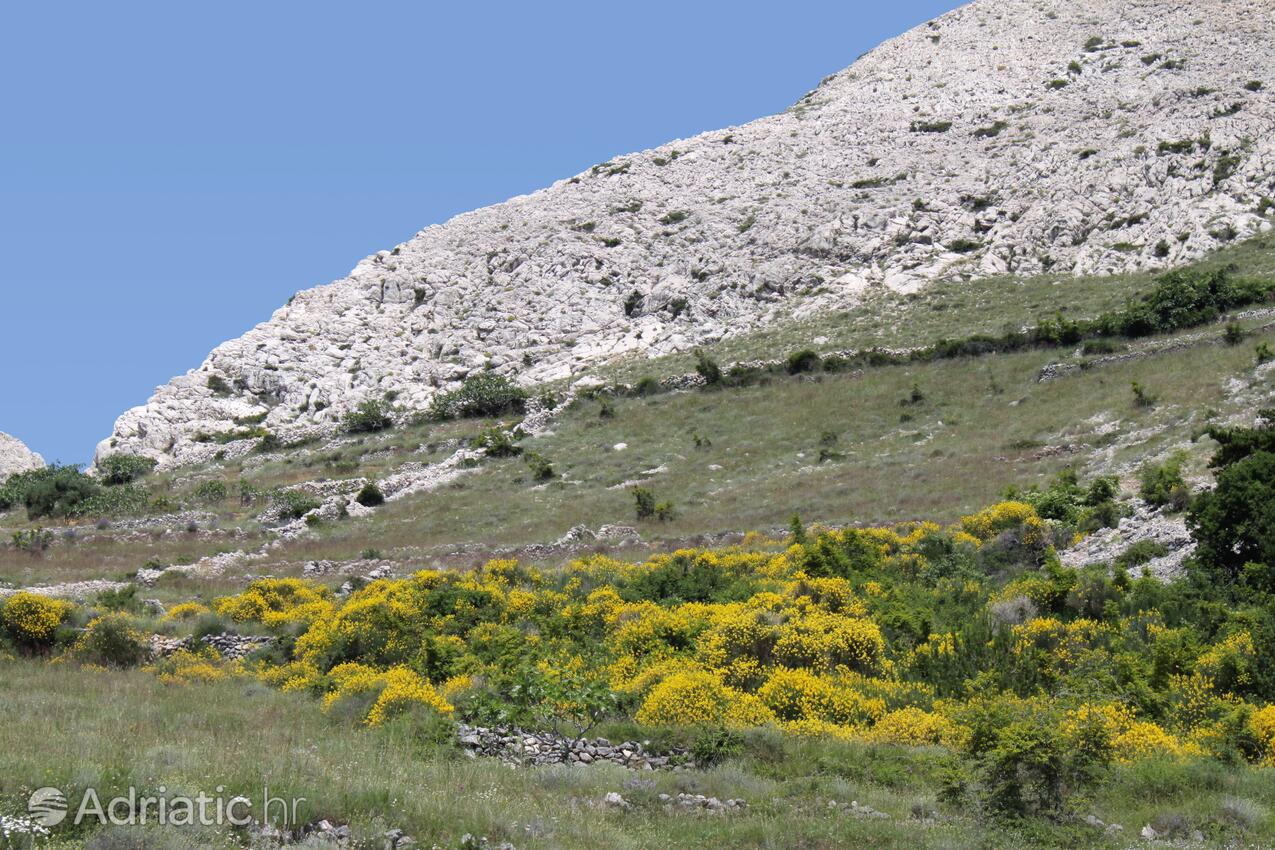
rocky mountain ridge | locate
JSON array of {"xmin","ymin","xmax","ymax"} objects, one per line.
[{"xmin": 100, "ymin": 0, "xmax": 1274, "ymax": 468}]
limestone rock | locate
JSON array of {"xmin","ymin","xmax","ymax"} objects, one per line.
[
  {"xmin": 99, "ymin": 0, "xmax": 1275, "ymax": 468},
  {"xmin": 0, "ymin": 432, "xmax": 44, "ymax": 479}
]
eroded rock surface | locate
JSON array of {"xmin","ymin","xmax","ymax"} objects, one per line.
[{"xmin": 100, "ymin": 0, "xmax": 1275, "ymax": 468}]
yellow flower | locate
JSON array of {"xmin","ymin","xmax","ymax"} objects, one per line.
[
  {"xmin": 161, "ymin": 601, "xmax": 210, "ymax": 622},
  {"xmin": 1, "ymin": 592, "xmax": 70, "ymax": 644},
  {"xmin": 635, "ymin": 670, "xmax": 774, "ymax": 728}
]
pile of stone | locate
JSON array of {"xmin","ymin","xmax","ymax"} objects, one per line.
[
  {"xmin": 830, "ymin": 799, "xmax": 890, "ymax": 820},
  {"xmin": 659, "ymin": 793, "xmax": 747, "ymax": 813},
  {"xmin": 250, "ymin": 819, "xmax": 417, "ymax": 849},
  {"xmin": 0, "ymin": 579, "xmax": 130, "ymax": 601},
  {"xmin": 457, "ymin": 725, "xmax": 684, "ymax": 770},
  {"xmin": 149, "ymin": 632, "xmax": 276, "ymax": 660}
]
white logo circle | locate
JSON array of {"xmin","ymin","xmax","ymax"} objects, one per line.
[{"xmin": 28, "ymin": 787, "xmax": 68, "ymax": 828}]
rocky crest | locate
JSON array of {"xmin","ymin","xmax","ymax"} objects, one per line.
[
  {"xmin": 101, "ymin": 0, "xmax": 1275, "ymax": 467},
  {"xmin": 0, "ymin": 432, "xmax": 45, "ymax": 479}
]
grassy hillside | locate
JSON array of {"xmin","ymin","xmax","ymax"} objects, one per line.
[{"xmin": 2, "ymin": 236, "xmax": 1275, "ymax": 850}]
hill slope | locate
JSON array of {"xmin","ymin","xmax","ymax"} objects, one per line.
[{"xmin": 100, "ymin": 0, "xmax": 1274, "ymax": 467}]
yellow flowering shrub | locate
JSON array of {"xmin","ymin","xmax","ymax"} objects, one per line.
[
  {"xmin": 959, "ymin": 501, "xmax": 1048, "ymax": 547},
  {"xmin": 1249, "ymin": 705, "xmax": 1275, "ymax": 766},
  {"xmin": 161, "ymin": 601, "xmax": 211, "ymax": 622},
  {"xmin": 772, "ymin": 613, "xmax": 883, "ymax": 673},
  {"xmin": 1, "ymin": 592, "xmax": 71, "ymax": 645},
  {"xmin": 1060, "ymin": 703, "xmax": 1136, "ymax": 764},
  {"xmin": 215, "ymin": 578, "xmax": 332, "ymax": 627},
  {"xmin": 147, "ymin": 646, "xmax": 233, "ymax": 685},
  {"xmin": 1112, "ymin": 721, "xmax": 1185, "ymax": 762},
  {"xmin": 1195, "ymin": 631, "xmax": 1256, "ymax": 692},
  {"xmin": 863, "ymin": 707, "xmax": 960, "ymax": 747},
  {"xmin": 758, "ymin": 667, "xmax": 883, "ymax": 726},
  {"xmin": 322, "ymin": 663, "xmax": 453, "ymax": 725},
  {"xmin": 365, "ymin": 668, "xmax": 454, "ymax": 726},
  {"xmin": 635, "ymin": 670, "xmax": 774, "ymax": 728}
]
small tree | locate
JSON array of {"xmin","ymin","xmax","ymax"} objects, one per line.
[
  {"xmin": 633, "ymin": 486, "xmax": 656, "ymax": 520},
  {"xmin": 694, "ymin": 350, "xmax": 722, "ymax": 385},
  {"xmin": 355, "ymin": 483, "xmax": 385, "ymax": 507},
  {"xmin": 342, "ymin": 398, "xmax": 394, "ymax": 434}
]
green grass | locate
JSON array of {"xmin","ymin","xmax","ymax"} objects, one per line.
[
  {"xmin": 5, "ymin": 322, "xmax": 1274, "ymax": 588},
  {"xmin": 3, "ymin": 659, "xmax": 1271, "ymax": 850}
]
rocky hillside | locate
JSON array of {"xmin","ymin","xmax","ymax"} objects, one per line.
[
  {"xmin": 100, "ymin": 0, "xmax": 1274, "ymax": 468},
  {"xmin": 0, "ymin": 433, "xmax": 44, "ymax": 478}
]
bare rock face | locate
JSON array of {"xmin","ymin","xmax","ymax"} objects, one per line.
[
  {"xmin": 0, "ymin": 432, "xmax": 45, "ymax": 479},
  {"xmin": 101, "ymin": 0, "xmax": 1275, "ymax": 468}
]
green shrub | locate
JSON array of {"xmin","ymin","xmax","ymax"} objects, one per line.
[
  {"xmin": 429, "ymin": 373, "xmax": 527, "ymax": 420},
  {"xmin": 633, "ymin": 486, "xmax": 656, "ymax": 520},
  {"xmin": 632, "ymin": 376, "xmax": 662, "ymax": 397},
  {"xmin": 695, "ymin": 350, "xmax": 722, "ymax": 385},
  {"xmin": 1131, "ymin": 381, "xmax": 1158, "ymax": 409},
  {"xmin": 10, "ymin": 528, "xmax": 53, "ymax": 552},
  {"xmin": 97, "ymin": 453, "xmax": 157, "ymax": 485},
  {"xmin": 72, "ymin": 613, "xmax": 148, "ymax": 668},
  {"xmin": 355, "ymin": 483, "xmax": 385, "ymax": 508},
  {"xmin": 1257, "ymin": 342, "xmax": 1273, "ymax": 364},
  {"xmin": 206, "ymin": 374, "xmax": 231, "ymax": 396},
  {"xmin": 272, "ymin": 489, "xmax": 321, "ymax": 520},
  {"xmin": 1244, "ymin": 80, "xmax": 1264, "ymax": 91},
  {"xmin": 785, "ymin": 349, "xmax": 822, "ymax": 375},
  {"xmin": 1139, "ymin": 451, "xmax": 1190, "ymax": 510},
  {"xmin": 1189, "ymin": 451, "xmax": 1275, "ymax": 587},
  {"xmin": 910, "ymin": 120, "xmax": 953, "ymax": 133},
  {"xmin": 1224, "ymin": 322, "xmax": 1246, "ymax": 345},
  {"xmin": 77, "ymin": 484, "xmax": 151, "ymax": 518},
  {"xmin": 342, "ymin": 398, "xmax": 394, "ymax": 434},
  {"xmin": 474, "ymin": 426, "xmax": 522, "ymax": 458},
  {"xmin": 4, "ymin": 465, "xmax": 102, "ymax": 519},
  {"xmin": 193, "ymin": 480, "xmax": 228, "ymax": 504},
  {"xmin": 690, "ymin": 726, "xmax": 744, "ymax": 767},
  {"xmin": 524, "ymin": 452, "xmax": 554, "ymax": 482},
  {"xmin": 948, "ymin": 238, "xmax": 982, "ymax": 254},
  {"xmin": 973, "ymin": 120, "xmax": 1008, "ymax": 139}
]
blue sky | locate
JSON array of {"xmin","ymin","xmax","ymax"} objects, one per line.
[{"xmin": 0, "ymin": 1, "xmax": 962, "ymax": 465}]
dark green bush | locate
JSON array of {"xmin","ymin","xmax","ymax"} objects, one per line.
[
  {"xmin": 4, "ymin": 465, "xmax": 102, "ymax": 519},
  {"xmin": 97, "ymin": 453, "xmax": 157, "ymax": 486},
  {"xmin": 633, "ymin": 486, "xmax": 656, "ymax": 520},
  {"xmin": 785, "ymin": 349, "xmax": 822, "ymax": 375},
  {"xmin": 206, "ymin": 374, "xmax": 232, "ymax": 396},
  {"xmin": 1139, "ymin": 451, "xmax": 1190, "ymax": 510},
  {"xmin": 524, "ymin": 452, "xmax": 554, "ymax": 482},
  {"xmin": 910, "ymin": 120, "xmax": 952, "ymax": 133},
  {"xmin": 272, "ymin": 489, "xmax": 321, "ymax": 520},
  {"xmin": 342, "ymin": 398, "xmax": 394, "ymax": 434},
  {"xmin": 355, "ymin": 483, "xmax": 385, "ymax": 508},
  {"xmin": 193, "ymin": 480, "xmax": 228, "ymax": 504},
  {"xmin": 73, "ymin": 613, "xmax": 148, "ymax": 668},
  {"xmin": 694, "ymin": 350, "xmax": 722, "ymax": 385},
  {"xmin": 1189, "ymin": 451, "xmax": 1275, "ymax": 586},
  {"xmin": 474, "ymin": 426, "xmax": 522, "ymax": 458},
  {"xmin": 429, "ymin": 373, "xmax": 527, "ymax": 420}
]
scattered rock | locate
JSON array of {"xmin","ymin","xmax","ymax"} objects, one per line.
[{"xmin": 456, "ymin": 725, "xmax": 684, "ymax": 770}]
